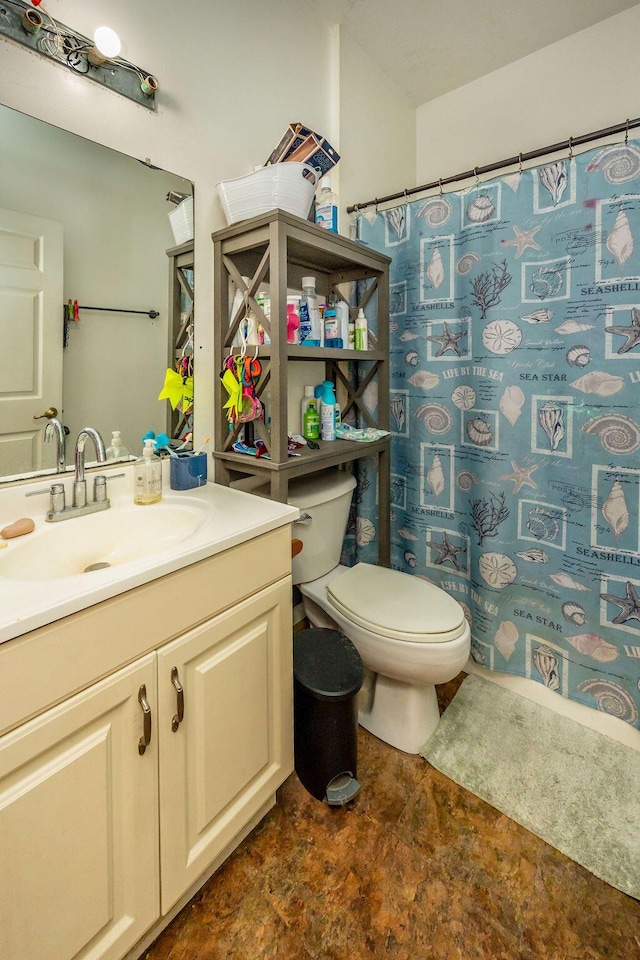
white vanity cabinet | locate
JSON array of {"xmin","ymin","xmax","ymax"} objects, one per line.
[
  {"xmin": 0, "ymin": 654, "xmax": 159, "ymax": 960},
  {"xmin": 0, "ymin": 526, "xmax": 294, "ymax": 960}
]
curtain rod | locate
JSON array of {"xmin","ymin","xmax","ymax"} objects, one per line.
[{"xmin": 346, "ymin": 116, "xmax": 640, "ymax": 214}]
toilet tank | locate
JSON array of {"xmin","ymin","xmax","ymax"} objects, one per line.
[{"xmin": 288, "ymin": 470, "xmax": 357, "ymax": 585}]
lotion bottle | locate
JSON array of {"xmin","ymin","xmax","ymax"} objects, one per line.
[
  {"xmin": 321, "ymin": 380, "xmax": 337, "ymax": 441},
  {"xmin": 134, "ymin": 438, "xmax": 162, "ymax": 505},
  {"xmin": 355, "ymin": 308, "xmax": 368, "ymax": 351}
]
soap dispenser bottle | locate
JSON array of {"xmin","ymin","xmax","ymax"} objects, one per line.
[
  {"xmin": 106, "ymin": 431, "xmax": 129, "ymax": 461},
  {"xmin": 134, "ymin": 438, "xmax": 162, "ymax": 505}
]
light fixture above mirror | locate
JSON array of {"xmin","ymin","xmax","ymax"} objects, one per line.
[{"xmin": 0, "ymin": 0, "xmax": 158, "ymax": 109}]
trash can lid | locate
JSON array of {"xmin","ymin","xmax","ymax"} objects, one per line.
[{"xmin": 294, "ymin": 628, "xmax": 364, "ymax": 699}]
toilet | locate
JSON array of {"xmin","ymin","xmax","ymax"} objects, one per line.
[{"xmin": 288, "ymin": 469, "xmax": 471, "ymax": 754}]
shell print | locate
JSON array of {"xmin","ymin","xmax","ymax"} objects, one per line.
[
  {"xmin": 586, "ymin": 144, "xmax": 640, "ymax": 183},
  {"xmin": 538, "ymin": 402, "xmax": 565, "ymax": 451},
  {"xmin": 532, "ymin": 646, "xmax": 560, "ymax": 690},
  {"xmin": 404, "ymin": 550, "xmax": 417, "ymax": 568},
  {"xmin": 426, "ymin": 247, "xmax": 445, "ymax": 289},
  {"xmin": 399, "ymin": 331, "xmax": 420, "ymax": 342},
  {"xmin": 466, "ymin": 417, "xmax": 493, "ymax": 446},
  {"xmin": 577, "ymin": 679, "xmax": 638, "ymax": 724},
  {"xmin": 416, "ymin": 197, "xmax": 452, "ymax": 226},
  {"xmin": 355, "ymin": 516, "xmax": 376, "ymax": 547},
  {"xmin": 390, "ymin": 395, "xmax": 405, "ymax": 433},
  {"xmin": 482, "ymin": 319, "xmax": 522, "ymax": 355},
  {"xmin": 561, "ymin": 601, "xmax": 587, "ymax": 626},
  {"xmin": 566, "ymin": 344, "xmax": 591, "ymax": 367},
  {"xmin": 451, "ymin": 384, "xmax": 476, "ymax": 410},
  {"xmin": 494, "ymin": 621, "xmax": 518, "ymax": 661},
  {"xmin": 478, "ymin": 552, "xmax": 517, "ymax": 588},
  {"xmin": 520, "ymin": 309, "xmax": 552, "ymax": 324},
  {"xmin": 407, "ymin": 370, "xmax": 440, "ymax": 390},
  {"xmin": 426, "ymin": 454, "xmax": 445, "ymax": 496},
  {"xmin": 601, "ymin": 480, "xmax": 630, "ymax": 540},
  {"xmin": 404, "ymin": 350, "xmax": 419, "ymax": 366},
  {"xmin": 549, "ymin": 572, "xmax": 590, "ymax": 591},
  {"xmin": 538, "ymin": 162, "xmax": 568, "ymax": 206},
  {"xmin": 498, "ymin": 385, "xmax": 525, "ymax": 425},
  {"xmin": 567, "ymin": 633, "xmax": 619, "ymax": 662},
  {"xmin": 415, "ymin": 403, "xmax": 452, "ymax": 434},
  {"xmin": 386, "ymin": 205, "xmax": 407, "ymax": 241},
  {"xmin": 516, "ymin": 548, "xmax": 549, "ymax": 563},
  {"xmin": 456, "ymin": 252, "xmax": 480, "ymax": 275},
  {"xmin": 527, "ymin": 507, "xmax": 561, "ymax": 542},
  {"xmin": 466, "ymin": 194, "xmax": 495, "ymax": 223},
  {"xmin": 555, "ymin": 320, "xmax": 595, "ymax": 334},
  {"xmin": 456, "ymin": 470, "xmax": 478, "ymax": 491},
  {"xmin": 530, "ymin": 264, "xmax": 564, "ymax": 299},
  {"xmin": 570, "ymin": 371, "xmax": 624, "ymax": 396},
  {"xmin": 606, "ymin": 209, "xmax": 634, "ymax": 269},
  {"xmin": 397, "ymin": 527, "xmax": 419, "ymax": 541},
  {"xmin": 582, "ymin": 414, "xmax": 640, "ymax": 455}
]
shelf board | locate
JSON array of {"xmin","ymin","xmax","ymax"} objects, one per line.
[
  {"xmin": 256, "ymin": 345, "xmax": 385, "ymax": 362},
  {"xmin": 213, "ymin": 436, "xmax": 390, "ymax": 475}
]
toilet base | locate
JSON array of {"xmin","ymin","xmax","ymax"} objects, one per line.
[{"xmin": 358, "ymin": 672, "xmax": 441, "ymax": 755}]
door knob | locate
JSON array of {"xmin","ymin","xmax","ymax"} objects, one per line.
[{"xmin": 33, "ymin": 407, "xmax": 58, "ymax": 420}]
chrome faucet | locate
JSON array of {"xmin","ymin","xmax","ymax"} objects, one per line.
[
  {"xmin": 25, "ymin": 427, "xmax": 124, "ymax": 522},
  {"xmin": 73, "ymin": 427, "xmax": 107, "ymax": 508},
  {"xmin": 44, "ymin": 418, "xmax": 66, "ymax": 473}
]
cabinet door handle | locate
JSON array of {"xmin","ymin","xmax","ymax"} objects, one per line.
[
  {"xmin": 171, "ymin": 667, "xmax": 184, "ymax": 732},
  {"xmin": 138, "ymin": 684, "xmax": 152, "ymax": 755}
]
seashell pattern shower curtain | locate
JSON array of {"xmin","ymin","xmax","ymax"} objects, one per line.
[{"xmin": 355, "ymin": 139, "xmax": 640, "ymax": 729}]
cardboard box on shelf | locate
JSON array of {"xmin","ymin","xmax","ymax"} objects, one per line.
[{"xmin": 266, "ymin": 123, "xmax": 340, "ymax": 176}]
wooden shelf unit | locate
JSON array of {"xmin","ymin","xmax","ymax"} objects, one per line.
[
  {"xmin": 166, "ymin": 240, "xmax": 194, "ymax": 442},
  {"xmin": 212, "ymin": 210, "xmax": 391, "ymax": 564}
]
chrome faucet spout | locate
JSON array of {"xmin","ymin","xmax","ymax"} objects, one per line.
[
  {"xmin": 74, "ymin": 427, "xmax": 107, "ymax": 484},
  {"xmin": 44, "ymin": 418, "xmax": 66, "ymax": 473}
]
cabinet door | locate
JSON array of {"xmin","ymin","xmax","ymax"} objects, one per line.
[
  {"xmin": 158, "ymin": 578, "xmax": 293, "ymax": 913},
  {"xmin": 0, "ymin": 654, "xmax": 159, "ymax": 960}
]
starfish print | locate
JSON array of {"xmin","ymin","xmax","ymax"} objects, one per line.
[
  {"xmin": 426, "ymin": 531, "xmax": 467, "ymax": 571},
  {"xmin": 499, "ymin": 461, "xmax": 539, "ymax": 494},
  {"xmin": 599, "ymin": 580, "xmax": 640, "ymax": 625},
  {"xmin": 605, "ymin": 307, "xmax": 640, "ymax": 354},
  {"xmin": 427, "ymin": 322, "xmax": 466, "ymax": 358},
  {"xmin": 501, "ymin": 224, "xmax": 542, "ymax": 258}
]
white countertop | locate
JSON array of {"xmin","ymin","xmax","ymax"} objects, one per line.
[{"xmin": 0, "ymin": 465, "xmax": 298, "ymax": 645}]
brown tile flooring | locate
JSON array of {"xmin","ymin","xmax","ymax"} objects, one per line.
[{"xmin": 145, "ymin": 675, "xmax": 640, "ymax": 960}]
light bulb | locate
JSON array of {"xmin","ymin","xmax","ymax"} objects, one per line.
[{"xmin": 93, "ymin": 26, "xmax": 121, "ymax": 59}]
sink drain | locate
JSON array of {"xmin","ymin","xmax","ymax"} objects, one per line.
[{"xmin": 84, "ymin": 561, "xmax": 111, "ymax": 573}]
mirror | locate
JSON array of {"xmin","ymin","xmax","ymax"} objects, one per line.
[{"xmin": 0, "ymin": 103, "xmax": 193, "ymax": 484}]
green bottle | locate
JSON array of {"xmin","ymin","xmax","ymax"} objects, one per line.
[{"xmin": 302, "ymin": 401, "xmax": 320, "ymax": 440}]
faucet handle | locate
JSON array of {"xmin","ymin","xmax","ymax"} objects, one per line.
[
  {"xmin": 25, "ymin": 482, "xmax": 66, "ymax": 516},
  {"xmin": 93, "ymin": 472, "xmax": 126, "ymax": 502}
]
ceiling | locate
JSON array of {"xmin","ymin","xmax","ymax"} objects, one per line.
[{"xmin": 310, "ymin": 0, "xmax": 639, "ymax": 106}]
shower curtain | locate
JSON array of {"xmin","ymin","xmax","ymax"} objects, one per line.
[{"xmin": 355, "ymin": 139, "xmax": 640, "ymax": 729}]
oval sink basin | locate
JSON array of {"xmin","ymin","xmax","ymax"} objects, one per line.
[{"xmin": 0, "ymin": 497, "xmax": 213, "ymax": 581}]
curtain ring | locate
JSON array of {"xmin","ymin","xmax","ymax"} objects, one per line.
[
  {"xmin": 438, "ymin": 178, "xmax": 443, "ymax": 197},
  {"xmin": 473, "ymin": 167, "xmax": 479, "ymax": 188},
  {"xmin": 568, "ymin": 136, "xmax": 574, "ymax": 160},
  {"xmin": 625, "ymin": 119, "xmax": 630, "ymax": 144},
  {"xmin": 518, "ymin": 152, "xmax": 523, "ymax": 176},
  {"xmin": 403, "ymin": 189, "xmax": 409, "ymax": 204},
  {"xmin": 374, "ymin": 198, "xmax": 379, "ymax": 213}
]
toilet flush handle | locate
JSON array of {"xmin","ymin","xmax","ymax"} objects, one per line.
[{"xmin": 294, "ymin": 512, "xmax": 312, "ymax": 525}]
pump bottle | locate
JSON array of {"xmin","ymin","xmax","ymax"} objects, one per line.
[
  {"xmin": 134, "ymin": 438, "xmax": 162, "ymax": 505},
  {"xmin": 106, "ymin": 431, "xmax": 129, "ymax": 461}
]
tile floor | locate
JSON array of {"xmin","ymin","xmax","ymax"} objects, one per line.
[{"xmin": 144, "ymin": 675, "xmax": 640, "ymax": 960}]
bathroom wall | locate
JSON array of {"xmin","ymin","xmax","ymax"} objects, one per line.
[
  {"xmin": 0, "ymin": 1, "xmax": 415, "ymax": 449},
  {"xmin": 415, "ymin": 4, "xmax": 640, "ymax": 183}
]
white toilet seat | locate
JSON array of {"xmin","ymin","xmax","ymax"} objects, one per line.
[{"xmin": 326, "ymin": 562, "xmax": 466, "ymax": 644}]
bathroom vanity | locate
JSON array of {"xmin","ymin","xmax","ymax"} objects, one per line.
[{"xmin": 0, "ymin": 468, "xmax": 298, "ymax": 960}]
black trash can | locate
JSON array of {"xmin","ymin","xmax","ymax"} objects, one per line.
[{"xmin": 293, "ymin": 627, "xmax": 364, "ymax": 806}]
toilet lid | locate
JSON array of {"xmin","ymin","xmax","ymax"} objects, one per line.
[{"xmin": 327, "ymin": 563, "xmax": 466, "ymax": 643}]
